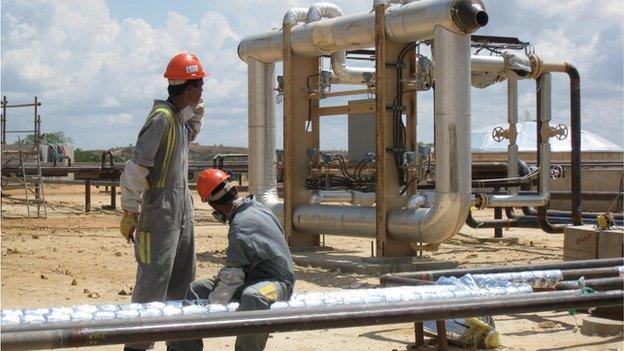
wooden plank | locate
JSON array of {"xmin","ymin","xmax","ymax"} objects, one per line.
[
  {"xmin": 318, "ymin": 102, "xmax": 375, "ymax": 116},
  {"xmin": 282, "ymin": 23, "xmax": 294, "ymax": 243},
  {"xmin": 375, "ymin": 5, "xmax": 415, "ymax": 258},
  {"xmin": 309, "ymin": 88, "xmax": 373, "ymax": 99},
  {"xmin": 282, "ymin": 22, "xmax": 320, "ymax": 248},
  {"xmin": 374, "ymin": 3, "xmax": 387, "ymax": 257}
]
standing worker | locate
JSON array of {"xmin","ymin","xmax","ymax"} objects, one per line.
[
  {"xmin": 169, "ymin": 168, "xmax": 296, "ymax": 351},
  {"xmin": 119, "ymin": 52, "xmax": 207, "ymax": 351}
]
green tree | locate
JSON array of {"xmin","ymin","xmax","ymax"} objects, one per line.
[
  {"xmin": 74, "ymin": 148, "xmax": 100, "ymax": 162},
  {"xmin": 15, "ymin": 131, "xmax": 74, "ymax": 145}
]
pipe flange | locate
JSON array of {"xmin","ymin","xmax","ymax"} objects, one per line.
[
  {"xmin": 474, "ymin": 193, "xmax": 489, "ymax": 210},
  {"xmin": 527, "ymin": 52, "xmax": 543, "ymax": 79}
]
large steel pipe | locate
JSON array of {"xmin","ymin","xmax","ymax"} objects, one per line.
[
  {"xmin": 294, "ymin": 28, "xmax": 472, "ymax": 243},
  {"xmin": 3, "ymin": 290, "xmax": 621, "ymax": 350},
  {"xmin": 388, "ymin": 27, "xmax": 472, "ymax": 242},
  {"xmin": 247, "ymin": 59, "xmax": 283, "ymax": 221},
  {"xmin": 238, "ymin": 0, "xmax": 487, "ymax": 63}
]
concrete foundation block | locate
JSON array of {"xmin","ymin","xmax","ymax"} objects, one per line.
[{"xmin": 582, "ymin": 315, "xmax": 624, "ymax": 337}]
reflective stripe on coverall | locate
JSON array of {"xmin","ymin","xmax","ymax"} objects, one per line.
[
  {"xmin": 169, "ymin": 196, "xmax": 296, "ymax": 351},
  {"xmin": 126, "ymin": 100, "xmax": 197, "ymax": 351}
]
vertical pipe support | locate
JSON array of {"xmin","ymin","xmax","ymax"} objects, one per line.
[
  {"xmin": 85, "ymin": 179, "xmax": 91, "ymax": 213},
  {"xmin": 507, "ymin": 75, "xmax": 519, "ymax": 195},
  {"xmin": 374, "ymin": 3, "xmax": 387, "ymax": 256},
  {"xmin": 1, "ymin": 96, "xmax": 6, "ymax": 144},
  {"xmin": 566, "ymin": 65, "xmax": 583, "ymax": 225},
  {"xmin": 536, "ymin": 74, "xmax": 566, "ymax": 233},
  {"xmin": 282, "ymin": 23, "xmax": 294, "ymax": 243}
]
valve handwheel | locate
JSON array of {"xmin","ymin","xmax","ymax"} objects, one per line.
[
  {"xmin": 550, "ymin": 164, "xmax": 565, "ymax": 179},
  {"xmin": 492, "ymin": 126, "xmax": 505, "ymax": 142},
  {"xmin": 554, "ymin": 123, "xmax": 568, "ymax": 140}
]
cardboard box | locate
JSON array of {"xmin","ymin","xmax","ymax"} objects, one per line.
[
  {"xmin": 564, "ymin": 225, "xmax": 624, "ymax": 261},
  {"xmin": 598, "ymin": 230, "xmax": 624, "ymax": 258}
]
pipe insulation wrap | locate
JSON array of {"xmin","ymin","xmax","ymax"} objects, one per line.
[{"xmin": 1, "ymin": 273, "xmax": 539, "ymax": 327}]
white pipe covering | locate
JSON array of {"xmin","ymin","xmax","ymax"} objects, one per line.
[
  {"xmin": 247, "ymin": 2, "xmax": 480, "ymax": 243},
  {"xmin": 389, "ymin": 27, "xmax": 472, "ymax": 242},
  {"xmin": 304, "ymin": 3, "xmax": 375, "ymax": 85},
  {"xmin": 283, "ymin": 8, "xmax": 308, "ymax": 25},
  {"xmin": 247, "ymin": 58, "xmax": 283, "ymax": 223},
  {"xmin": 238, "ymin": 0, "xmax": 487, "ymax": 63},
  {"xmin": 4, "ymin": 267, "xmax": 584, "ymax": 326},
  {"xmin": 4, "ymin": 269, "xmax": 560, "ymax": 326},
  {"xmin": 293, "ymin": 28, "xmax": 472, "ymax": 243}
]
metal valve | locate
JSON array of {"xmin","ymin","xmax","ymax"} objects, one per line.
[
  {"xmin": 321, "ymin": 153, "xmax": 333, "ymax": 164},
  {"xmin": 491, "ymin": 126, "xmax": 510, "ymax": 142},
  {"xmin": 414, "ymin": 54, "xmax": 434, "ymax": 91},
  {"xmin": 363, "ymin": 72, "xmax": 375, "ymax": 99},
  {"xmin": 402, "ymin": 151, "xmax": 417, "ymax": 166},
  {"xmin": 550, "ymin": 164, "xmax": 565, "ymax": 179},
  {"xmin": 319, "ymin": 70, "xmax": 333, "ymax": 96},
  {"xmin": 550, "ymin": 123, "xmax": 568, "ymax": 141},
  {"xmin": 275, "ymin": 76, "xmax": 284, "ymax": 104}
]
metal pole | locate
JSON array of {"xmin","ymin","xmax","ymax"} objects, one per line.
[
  {"xmin": 494, "ymin": 206, "xmax": 503, "ymax": 238},
  {"xmin": 2, "ymin": 290, "xmax": 621, "ymax": 350},
  {"xmin": 2, "ymin": 96, "xmax": 7, "ymax": 144},
  {"xmin": 85, "ymin": 180, "xmax": 91, "ymax": 213},
  {"xmin": 110, "ymin": 185, "xmax": 117, "ymax": 209},
  {"xmin": 561, "ymin": 267, "xmax": 624, "ymax": 280},
  {"xmin": 566, "ymin": 64, "xmax": 583, "ymax": 225}
]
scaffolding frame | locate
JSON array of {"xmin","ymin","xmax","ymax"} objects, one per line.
[{"xmin": 1, "ymin": 96, "xmax": 47, "ymax": 218}]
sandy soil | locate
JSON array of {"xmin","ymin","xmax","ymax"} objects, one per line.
[{"xmin": 1, "ymin": 184, "xmax": 622, "ymax": 350}]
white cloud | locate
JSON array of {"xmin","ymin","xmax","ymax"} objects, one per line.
[
  {"xmin": 1, "ymin": 0, "xmax": 622, "ymax": 149},
  {"xmin": 2, "ymin": 0, "xmax": 243, "ymax": 148}
]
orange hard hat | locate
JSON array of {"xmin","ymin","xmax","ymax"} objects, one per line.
[
  {"xmin": 164, "ymin": 52, "xmax": 208, "ymax": 85},
  {"xmin": 197, "ymin": 168, "xmax": 232, "ymax": 202}
]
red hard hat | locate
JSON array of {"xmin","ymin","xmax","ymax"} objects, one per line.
[
  {"xmin": 164, "ymin": 52, "xmax": 208, "ymax": 84},
  {"xmin": 197, "ymin": 168, "xmax": 231, "ymax": 202}
]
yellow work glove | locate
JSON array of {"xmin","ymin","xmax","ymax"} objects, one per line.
[{"xmin": 120, "ymin": 211, "xmax": 138, "ymax": 243}]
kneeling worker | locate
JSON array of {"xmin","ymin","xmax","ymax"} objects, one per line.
[{"xmin": 169, "ymin": 168, "xmax": 295, "ymax": 351}]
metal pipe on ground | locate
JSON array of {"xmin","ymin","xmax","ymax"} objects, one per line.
[
  {"xmin": 515, "ymin": 215, "xmax": 620, "ymax": 226},
  {"xmin": 383, "ymin": 258, "xmax": 624, "ymax": 281},
  {"xmin": 555, "ymin": 278, "xmax": 624, "ymax": 291},
  {"xmin": 519, "ymin": 191, "xmax": 623, "ymax": 202},
  {"xmin": 2, "ymin": 290, "xmax": 622, "ymax": 350},
  {"xmin": 381, "ymin": 268, "xmax": 623, "ymax": 287},
  {"xmin": 465, "ymin": 210, "xmax": 519, "ymax": 229},
  {"xmin": 519, "ymin": 207, "xmax": 624, "ymax": 221}
]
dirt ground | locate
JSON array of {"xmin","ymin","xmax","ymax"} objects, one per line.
[{"xmin": 1, "ymin": 184, "xmax": 622, "ymax": 351}]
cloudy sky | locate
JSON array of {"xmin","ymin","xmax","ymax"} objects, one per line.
[{"xmin": 2, "ymin": 0, "xmax": 623, "ymax": 150}]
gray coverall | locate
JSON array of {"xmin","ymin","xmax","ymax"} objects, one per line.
[
  {"xmin": 169, "ymin": 196, "xmax": 295, "ymax": 351},
  {"xmin": 125, "ymin": 100, "xmax": 198, "ymax": 350}
]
